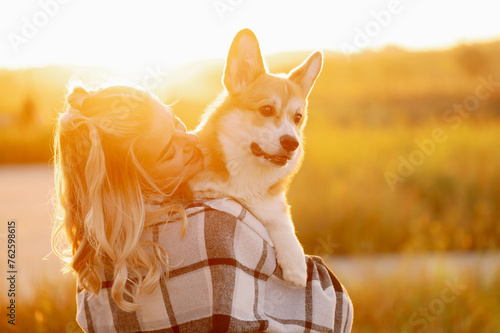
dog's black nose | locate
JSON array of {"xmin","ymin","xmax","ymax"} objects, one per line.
[{"xmin": 280, "ymin": 135, "xmax": 299, "ymax": 152}]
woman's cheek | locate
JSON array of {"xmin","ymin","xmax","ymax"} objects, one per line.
[
  {"xmin": 153, "ymin": 162, "xmax": 176, "ymax": 180},
  {"xmin": 170, "ymin": 157, "xmax": 185, "ymax": 176}
]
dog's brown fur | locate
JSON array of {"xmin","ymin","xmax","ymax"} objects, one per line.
[{"xmin": 190, "ymin": 29, "xmax": 323, "ymax": 286}]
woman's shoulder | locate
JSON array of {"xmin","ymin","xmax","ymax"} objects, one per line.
[
  {"xmin": 147, "ymin": 198, "xmax": 276, "ymax": 277},
  {"xmin": 183, "ymin": 197, "xmax": 274, "ymax": 246}
]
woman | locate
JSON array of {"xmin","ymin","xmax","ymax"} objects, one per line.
[{"xmin": 52, "ymin": 84, "xmax": 353, "ymax": 332}]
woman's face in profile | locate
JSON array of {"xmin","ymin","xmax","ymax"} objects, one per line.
[{"xmin": 136, "ymin": 101, "xmax": 203, "ymax": 189}]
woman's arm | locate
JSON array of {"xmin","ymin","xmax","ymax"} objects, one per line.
[{"xmin": 185, "ymin": 198, "xmax": 353, "ymax": 332}]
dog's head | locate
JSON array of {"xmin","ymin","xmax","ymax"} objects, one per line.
[{"xmin": 202, "ymin": 29, "xmax": 323, "ymax": 176}]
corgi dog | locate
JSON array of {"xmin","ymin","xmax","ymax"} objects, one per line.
[{"xmin": 189, "ymin": 29, "xmax": 323, "ymax": 287}]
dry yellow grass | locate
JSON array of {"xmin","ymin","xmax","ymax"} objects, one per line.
[{"xmin": 1, "ymin": 41, "xmax": 500, "ymax": 331}]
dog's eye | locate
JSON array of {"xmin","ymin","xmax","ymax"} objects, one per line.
[
  {"xmin": 259, "ymin": 105, "xmax": 275, "ymax": 117},
  {"xmin": 294, "ymin": 113, "xmax": 303, "ymax": 124}
]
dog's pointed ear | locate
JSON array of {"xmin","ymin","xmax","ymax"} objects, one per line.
[
  {"xmin": 223, "ymin": 29, "xmax": 266, "ymax": 94},
  {"xmin": 288, "ymin": 51, "xmax": 323, "ymax": 97}
]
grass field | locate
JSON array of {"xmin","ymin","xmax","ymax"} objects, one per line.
[
  {"xmin": 1, "ymin": 42, "xmax": 500, "ymax": 254},
  {"xmin": 292, "ymin": 120, "xmax": 500, "ymax": 255},
  {"xmin": 1, "ymin": 41, "xmax": 500, "ymax": 331},
  {"xmin": 0, "ymin": 165, "xmax": 499, "ymax": 332},
  {"xmin": 347, "ymin": 260, "xmax": 500, "ymax": 333},
  {"xmin": 1, "ymin": 248, "xmax": 499, "ymax": 332}
]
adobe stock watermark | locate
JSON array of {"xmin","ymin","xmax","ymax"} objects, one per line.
[
  {"xmin": 99, "ymin": 64, "xmax": 171, "ymax": 131},
  {"xmin": 339, "ymin": 0, "xmax": 403, "ymax": 63},
  {"xmin": 385, "ymin": 74, "xmax": 500, "ymax": 191},
  {"xmin": 60, "ymin": 64, "xmax": 171, "ymax": 170},
  {"xmin": 385, "ymin": 128, "xmax": 447, "ymax": 191},
  {"xmin": 212, "ymin": 0, "xmax": 244, "ymax": 21},
  {"xmin": 7, "ymin": 0, "xmax": 73, "ymax": 54},
  {"xmin": 402, "ymin": 278, "xmax": 466, "ymax": 333},
  {"xmin": 313, "ymin": 234, "xmax": 339, "ymax": 256}
]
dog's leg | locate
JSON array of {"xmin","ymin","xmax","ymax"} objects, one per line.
[{"xmin": 247, "ymin": 196, "xmax": 307, "ymax": 287}]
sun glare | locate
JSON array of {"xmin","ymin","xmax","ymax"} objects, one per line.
[
  {"xmin": 1, "ymin": 0, "xmax": 499, "ymax": 71},
  {"xmin": 2, "ymin": 1, "xmax": 500, "ymax": 332},
  {"xmin": 0, "ymin": 0, "xmax": 500, "ymax": 71}
]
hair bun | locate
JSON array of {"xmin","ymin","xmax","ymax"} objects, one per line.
[{"xmin": 67, "ymin": 86, "xmax": 90, "ymax": 110}]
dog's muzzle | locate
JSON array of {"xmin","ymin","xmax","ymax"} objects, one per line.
[{"xmin": 251, "ymin": 141, "xmax": 294, "ymax": 167}]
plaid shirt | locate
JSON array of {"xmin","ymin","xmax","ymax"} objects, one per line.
[{"xmin": 76, "ymin": 198, "xmax": 353, "ymax": 332}]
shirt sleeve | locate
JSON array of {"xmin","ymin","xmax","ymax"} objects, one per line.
[
  {"xmin": 75, "ymin": 198, "xmax": 353, "ymax": 333},
  {"xmin": 197, "ymin": 198, "xmax": 354, "ymax": 333}
]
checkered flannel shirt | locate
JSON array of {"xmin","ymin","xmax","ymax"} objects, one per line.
[{"xmin": 77, "ymin": 198, "xmax": 353, "ymax": 332}]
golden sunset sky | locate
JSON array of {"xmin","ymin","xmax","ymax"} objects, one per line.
[{"xmin": 1, "ymin": 0, "xmax": 500, "ymax": 72}]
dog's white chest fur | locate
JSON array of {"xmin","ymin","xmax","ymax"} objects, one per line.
[{"xmin": 188, "ymin": 29, "xmax": 323, "ymax": 287}]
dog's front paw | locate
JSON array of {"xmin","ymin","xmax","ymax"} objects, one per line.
[
  {"xmin": 276, "ymin": 248, "xmax": 308, "ymax": 287},
  {"xmin": 282, "ymin": 264, "xmax": 308, "ymax": 288}
]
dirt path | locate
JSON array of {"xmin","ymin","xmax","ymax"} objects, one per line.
[
  {"xmin": 324, "ymin": 251, "xmax": 500, "ymax": 290},
  {"xmin": 0, "ymin": 164, "xmax": 64, "ymax": 297}
]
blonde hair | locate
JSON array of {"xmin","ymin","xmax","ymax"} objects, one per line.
[{"xmin": 52, "ymin": 84, "xmax": 187, "ymax": 312}]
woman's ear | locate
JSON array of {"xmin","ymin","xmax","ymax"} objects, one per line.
[
  {"xmin": 288, "ymin": 51, "xmax": 323, "ymax": 98},
  {"xmin": 223, "ymin": 29, "xmax": 266, "ymax": 94}
]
